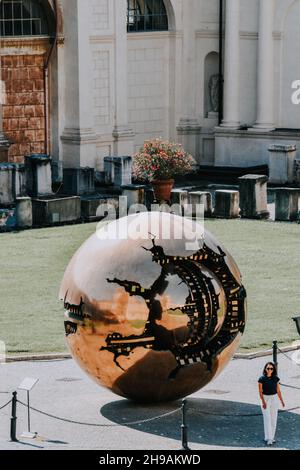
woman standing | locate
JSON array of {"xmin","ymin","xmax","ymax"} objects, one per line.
[{"xmin": 258, "ymin": 362, "xmax": 285, "ymax": 446}]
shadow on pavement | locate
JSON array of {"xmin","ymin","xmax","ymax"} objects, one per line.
[
  {"xmin": 101, "ymin": 398, "xmax": 300, "ymax": 450},
  {"xmin": 13, "ymin": 441, "xmax": 44, "ymax": 449}
]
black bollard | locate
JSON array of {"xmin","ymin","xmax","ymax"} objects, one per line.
[
  {"xmin": 10, "ymin": 391, "xmax": 18, "ymax": 442},
  {"xmin": 273, "ymin": 340, "xmax": 278, "ymax": 373},
  {"xmin": 181, "ymin": 399, "xmax": 190, "ymax": 451}
]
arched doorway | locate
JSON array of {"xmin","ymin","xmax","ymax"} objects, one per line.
[{"xmin": 0, "ymin": 0, "xmax": 56, "ymax": 163}]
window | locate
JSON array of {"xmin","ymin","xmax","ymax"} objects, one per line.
[
  {"xmin": 127, "ymin": 0, "xmax": 168, "ymax": 32},
  {"xmin": 0, "ymin": 0, "xmax": 49, "ymax": 37}
]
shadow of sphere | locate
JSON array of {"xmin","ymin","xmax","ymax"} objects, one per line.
[{"xmin": 100, "ymin": 397, "xmax": 300, "ymax": 449}]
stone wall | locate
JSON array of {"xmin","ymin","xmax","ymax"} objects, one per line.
[
  {"xmin": 1, "ymin": 54, "xmax": 46, "ymax": 163},
  {"xmin": 91, "ymin": 0, "xmax": 110, "ymax": 34},
  {"xmin": 92, "ymin": 49, "xmax": 111, "ymax": 129},
  {"xmin": 128, "ymin": 36, "xmax": 169, "ymax": 152}
]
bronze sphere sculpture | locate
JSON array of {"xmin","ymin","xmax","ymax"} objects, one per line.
[{"xmin": 60, "ymin": 212, "xmax": 247, "ymax": 403}]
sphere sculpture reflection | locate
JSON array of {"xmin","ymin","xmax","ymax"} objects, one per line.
[{"xmin": 60, "ymin": 212, "xmax": 247, "ymax": 403}]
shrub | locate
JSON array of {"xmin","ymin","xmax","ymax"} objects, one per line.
[{"xmin": 132, "ymin": 138, "xmax": 195, "ymax": 182}]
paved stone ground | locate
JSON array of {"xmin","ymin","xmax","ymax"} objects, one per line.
[{"xmin": 0, "ymin": 352, "xmax": 299, "ymax": 451}]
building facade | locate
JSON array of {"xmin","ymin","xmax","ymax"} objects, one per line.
[{"xmin": 0, "ymin": 0, "xmax": 300, "ymax": 173}]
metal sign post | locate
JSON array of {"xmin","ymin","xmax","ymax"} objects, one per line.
[{"xmin": 18, "ymin": 377, "xmax": 39, "ymax": 439}]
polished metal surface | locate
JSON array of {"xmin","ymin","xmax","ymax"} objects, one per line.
[{"xmin": 60, "ymin": 212, "xmax": 247, "ymax": 403}]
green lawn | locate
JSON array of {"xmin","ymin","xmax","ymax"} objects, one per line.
[{"xmin": 0, "ymin": 219, "xmax": 299, "ymax": 356}]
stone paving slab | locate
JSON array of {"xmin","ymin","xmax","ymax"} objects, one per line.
[{"xmin": 0, "ymin": 352, "xmax": 299, "ymax": 451}]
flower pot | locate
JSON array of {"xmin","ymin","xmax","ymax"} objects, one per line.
[{"xmin": 152, "ymin": 179, "xmax": 175, "ymax": 203}]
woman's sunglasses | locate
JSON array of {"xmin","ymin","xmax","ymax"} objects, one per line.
[{"xmin": 266, "ymin": 367, "xmax": 274, "ymax": 371}]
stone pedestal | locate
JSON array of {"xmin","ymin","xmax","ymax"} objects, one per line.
[
  {"xmin": 268, "ymin": 145, "xmax": 297, "ymax": 185},
  {"xmin": 104, "ymin": 156, "xmax": 132, "ymax": 187},
  {"xmin": 171, "ymin": 189, "xmax": 189, "ymax": 207},
  {"xmin": 16, "ymin": 197, "xmax": 33, "ymax": 229},
  {"xmin": 0, "ymin": 164, "xmax": 15, "ymax": 206},
  {"xmin": 15, "ymin": 164, "xmax": 27, "ymax": 198},
  {"xmin": 0, "ymin": 163, "xmax": 27, "ymax": 206},
  {"xmin": 145, "ymin": 188, "xmax": 155, "ymax": 209},
  {"xmin": 25, "ymin": 154, "xmax": 53, "ymax": 198},
  {"xmin": 238, "ymin": 174, "xmax": 269, "ymax": 219},
  {"xmin": 122, "ymin": 185, "xmax": 146, "ymax": 209},
  {"xmin": 189, "ymin": 191, "xmax": 213, "ymax": 218},
  {"xmin": 215, "ymin": 190, "xmax": 240, "ymax": 219},
  {"xmin": 81, "ymin": 195, "xmax": 119, "ymax": 222},
  {"xmin": 95, "ymin": 171, "xmax": 106, "ymax": 186},
  {"xmin": 63, "ymin": 167, "xmax": 95, "ymax": 195},
  {"xmin": 32, "ymin": 196, "xmax": 81, "ymax": 226},
  {"xmin": 275, "ymin": 188, "xmax": 299, "ymax": 222},
  {"xmin": 294, "ymin": 160, "xmax": 300, "ymax": 185}
]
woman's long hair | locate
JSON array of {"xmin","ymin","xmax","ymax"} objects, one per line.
[{"xmin": 263, "ymin": 362, "xmax": 278, "ymax": 378}]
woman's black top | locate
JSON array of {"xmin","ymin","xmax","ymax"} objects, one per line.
[{"xmin": 258, "ymin": 376, "xmax": 280, "ymax": 396}]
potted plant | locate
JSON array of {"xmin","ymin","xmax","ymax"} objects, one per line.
[{"xmin": 132, "ymin": 138, "xmax": 195, "ymax": 202}]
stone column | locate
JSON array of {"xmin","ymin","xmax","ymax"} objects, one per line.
[
  {"xmin": 177, "ymin": 0, "xmax": 201, "ymax": 159},
  {"xmin": 56, "ymin": 37, "xmax": 65, "ymax": 176},
  {"xmin": 221, "ymin": 0, "xmax": 240, "ymax": 129},
  {"xmin": 112, "ymin": 0, "xmax": 135, "ymax": 156},
  {"xmin": 253, "ymin": 0, "xmax": 275, "ymax": 131},
  {"xmin": 60, "ymin": 0, "xmax": 97, "ymax": 168}
]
